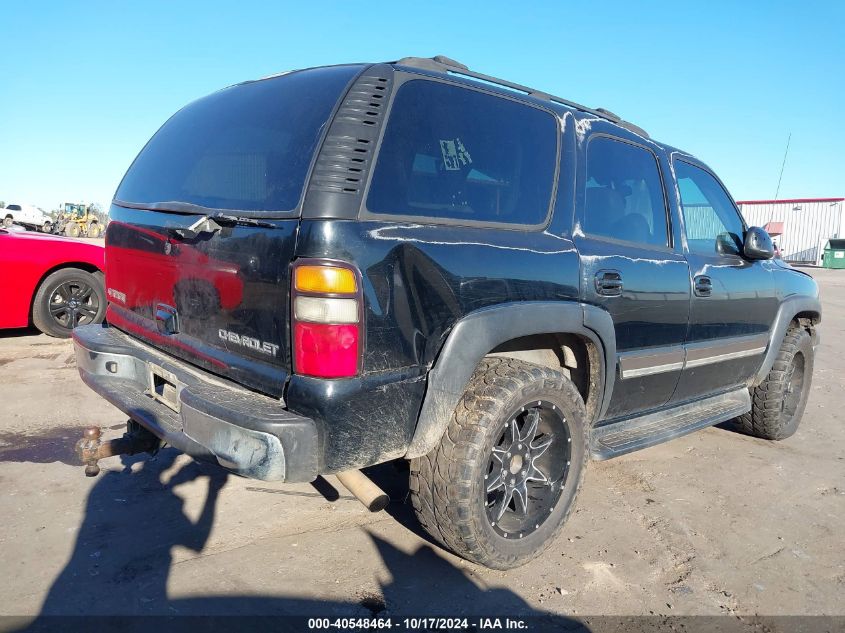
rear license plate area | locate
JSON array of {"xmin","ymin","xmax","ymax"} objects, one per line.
[{"xmin": 147, "ymin": 363, "xmax": 181, "ymax": 413}]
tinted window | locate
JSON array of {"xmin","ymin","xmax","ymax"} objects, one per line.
[
  {"xmin": 115, "ymin": 65, "xmax": 360, "ymax": 214},
  {"xmin": 7, "ymin": 205, "xmax": 21, "ymax": 211},
  {"xmin": 367, "ymin": 80, "xmax": 557, "ymax": 226},
  {"xmin": 675, "ymin": 160, "xmax": 743, "ymax": 256},
  {"xmin": 106, "ymin": 222, "xmax": 166, "ymax": 255},
  {"xmin": 583, "ymin": 137, "xmax": 668, "ymax": 247}
]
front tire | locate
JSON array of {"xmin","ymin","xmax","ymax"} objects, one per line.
[
  {"xmin": 3, "ymin": 215, "xmax": 12, "ymax": 228},
  {"xmin": 410, "ymin": 358, "xmax": 588, "ymax": 569},
  {"xmin": 31, "ymin": 268, "xmax": 106, "ymax": 338},
  {"xmin": 736, "ymin": 325, "xmax": 814, "ymax": 440},
  {"xmin": 65, "ymin": 223, "xmax": 80, "ymax": 238}
]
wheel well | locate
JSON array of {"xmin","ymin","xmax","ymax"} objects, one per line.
[
  {"xmin": 792, "ymin": 311, "xmax": 820, "ymax": 340},
  {"xmin": 28, "ymin": 262, "xmax": 103, "ymax": 323},
  {"xmin": 793, "ymin": 310, "xmax": 820, "ymax": 326},
  {"xmin": 487, "ymin": 333, "xmax": 602, "ymax": 420}
]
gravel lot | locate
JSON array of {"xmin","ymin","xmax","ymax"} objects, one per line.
[{"xmin": 1, "ymin": 268, "xmax": 843, "ymax": 625}]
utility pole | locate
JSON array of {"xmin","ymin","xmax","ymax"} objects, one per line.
[{"xmin": 774, "ymin": 132, "xmax": 791, "ymax": 200}]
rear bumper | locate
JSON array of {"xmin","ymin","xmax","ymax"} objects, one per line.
[{"xmin": 72, "ymin": 324, "xmax": 318, "ymax": 482}]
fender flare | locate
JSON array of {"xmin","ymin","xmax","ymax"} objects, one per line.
[
  {"xmin": 405, "ymin": 301, "xmax": 616, "ymax": 458},
  {"xmin": 753, "ymin": 295, "xmax": 821, "ymax": 386}
]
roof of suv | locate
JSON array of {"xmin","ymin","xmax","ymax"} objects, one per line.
[
  {"xmin": 237, "ymin": 57, "xmax": 703, "ymax": 188},
  {"xmin": 388, "ymin": 56, "xmax": 705, "ymax": 167},
  {"xmin": 392, "ymin": 56, "xmax": 650, "ymax": 138}
]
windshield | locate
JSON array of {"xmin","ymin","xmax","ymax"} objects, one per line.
[{"xmin": 114, "ymin": 65, "xmax": 361, "ymax": 215}]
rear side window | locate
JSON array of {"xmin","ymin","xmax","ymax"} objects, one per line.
[
  {"xmin": 674, "ymin": 160, "xmax": 744, "ymax": 256},
  {"xmin": 366, "ymin": 80, "xmax": 557, "ymax": 226},
  {"xmin": 115, "ymin": 65, "xmax": 360, "ymax": 214},
  {"xmin": 583, "ymin": 137, "xmax": 669, "ymax": 248}
]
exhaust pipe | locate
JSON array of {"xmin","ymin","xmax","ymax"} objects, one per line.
[{"xmin": 336, "ymin": 469, "xmax": 390, "ymax": 512}]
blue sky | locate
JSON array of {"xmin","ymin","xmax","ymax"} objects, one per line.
[{"xmin": 1, "ymin": 1, "xmax": 843, "ymax": 211}]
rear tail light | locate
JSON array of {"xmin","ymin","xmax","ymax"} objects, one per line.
[
  {"xmin": 294, "ymin": 265, "xmax": 357, "ymax": 294},
  {"xmin": 294, "ymin": 296, "xmax": 359, "ymax": 324},
  {"xmin": 292, "ymin": 261, "xmax": 362, "ymax": 378}
]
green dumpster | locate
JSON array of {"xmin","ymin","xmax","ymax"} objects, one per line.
[{"xmin": 822, "ymin": 239, "xmax": 845, "ymax": 269}]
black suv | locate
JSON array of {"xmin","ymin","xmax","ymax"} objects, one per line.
[{"xmin": 73, "ymin": 56, "xmax": 820, "ymax": 569}]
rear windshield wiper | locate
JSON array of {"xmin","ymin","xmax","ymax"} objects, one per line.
[
  {"xmin": 209, "ymin": 213, "xmax": 275, "ymax": 228},
  {"xmin": 170, "ymin": 213, "xmax": 275, "ymax": 239}
]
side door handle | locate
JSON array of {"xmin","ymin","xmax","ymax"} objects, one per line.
[
  {"xmin": 595, "ymin": 270, "xmax": 623, "ymax": 296},
  {"xmin": 694, "ymin": 275, "xmax": 712, "ymax": 297}
]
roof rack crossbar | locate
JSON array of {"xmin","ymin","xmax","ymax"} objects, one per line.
[{"xmin": 394, "ymin": 56, "xmax": 648, "ymax": 138}]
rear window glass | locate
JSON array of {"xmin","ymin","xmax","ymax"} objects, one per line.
[
  {"xmin": 583, "ymin": 137, "xmax": 669, "ymax": 248},
  {"xmin": 115, "ymin": 65, "xmax": 360, "ymax": 214},
  {"xmin": 366, "ymin": 80, "xmax": 557, "ymax": 226}
]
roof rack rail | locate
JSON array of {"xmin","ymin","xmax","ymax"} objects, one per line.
[{"xmin": 394, "ymin": 56, "xmax": 649, "ymax": 139}]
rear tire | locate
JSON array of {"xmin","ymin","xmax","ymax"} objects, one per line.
[
  {"xmin": 87, "ymin": 222, "xmax": 101, "ymax": 238},
  {"xmin": 736, "ymin": 325, "xmax": 813, "ymax": 440},
  {"xmin": 31, "ymin": 268, "xmax": 106, "ymax": 338},
  {"xmin": 410, "ymin": 358, "xmax": 588, "ymax": 569},
  {"xmin": 3, "ymin": 215, "xmax": 12, "ymax": 228}
]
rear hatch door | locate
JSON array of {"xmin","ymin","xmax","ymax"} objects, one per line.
[{"xmin": 105, "ymin": 64, "xmax": 363, "ymax": 397}]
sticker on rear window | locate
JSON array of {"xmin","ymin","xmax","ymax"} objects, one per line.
[{"xmin": 439, "ymin": 138, "xmax": 472, "ymax": 171}]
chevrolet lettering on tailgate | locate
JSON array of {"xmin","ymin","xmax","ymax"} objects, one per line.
[{"xmin": 218, "ymin": 329, "xmax": 280, "ymax": 357}]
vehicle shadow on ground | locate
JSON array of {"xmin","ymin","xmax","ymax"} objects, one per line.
[{"xmin": 19, "ymin": 449, "xmax": 584, "ymax": 630}]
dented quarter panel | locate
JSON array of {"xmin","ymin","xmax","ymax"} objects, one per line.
[
  {"xmin": 292, "ymin": 219, "xmax": 581, "ymax": 373},
  {"xmin": 286, "ymin": 219, "xmax": 582, "ymax": 469}
]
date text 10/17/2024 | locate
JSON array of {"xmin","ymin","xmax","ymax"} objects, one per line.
[{"xmin": 307, "ymin": 617, "xmax": 528, "ymax": 630}]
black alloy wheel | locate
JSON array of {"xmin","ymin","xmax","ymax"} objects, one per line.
[
  {"xmin": 32, "ymin": 268, "xmax": 107, "ymax": 338},
  {"xmin": 410, "ymin": 358, "xmax": 588, "ymax": 569},
  {"xmin": 485, "ymin": 401, "xmax": 571, "ymax": 539},
  {"xmin": 47, "ymin": 279, "xmax": 100, "ymax": 329}
]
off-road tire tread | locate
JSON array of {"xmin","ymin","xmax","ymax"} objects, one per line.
[
  {"xmin": 410, "ymin": 357, "xmax": 588, "ymax": 569},
  {"xmin": 736, "ymin": 325, "xmax": 810, "ymax": 440}
]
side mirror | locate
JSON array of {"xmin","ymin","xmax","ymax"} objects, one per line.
[{"xmin": 743, "ymin": 226, "xmax": 775, "ymax": 260}]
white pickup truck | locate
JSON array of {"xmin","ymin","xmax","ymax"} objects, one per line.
[{"xmin": 2, "ymin": 204, "xmax": 53, "ymax": 232}]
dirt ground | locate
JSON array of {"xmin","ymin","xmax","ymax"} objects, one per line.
[{"xmin": 0, "ymin": 268, "xmax": 843, "ymax": 625}]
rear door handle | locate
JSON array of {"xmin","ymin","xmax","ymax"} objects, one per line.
[
  {"xmin": 595, "ymin": 270, "xmax": 623, "ymax": 296},
  {"xmin": 694, "ymin": 275, "xmax": 712, "ymax": 297}
]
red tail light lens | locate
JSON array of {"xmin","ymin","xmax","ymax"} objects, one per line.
[
  {"xmin": 291, "ymin": 261, "xmax": 362, "ymax": 378},
  {"xmin": 294, "ymin": 323, "xmax": 359, "ymax": 378}
]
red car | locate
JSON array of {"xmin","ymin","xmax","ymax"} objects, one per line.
[
  {"xmin": 106, "ymin": 221, "xmax": 244, "ymax": 314},
  {"xmin": 0, "ymin": 227, "xmax": 106, "ymax": 337}
]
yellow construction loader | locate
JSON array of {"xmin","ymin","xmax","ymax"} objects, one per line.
[{"xmin": 53, "ymin": 203, "xmax": 103, "ymax": 238}]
